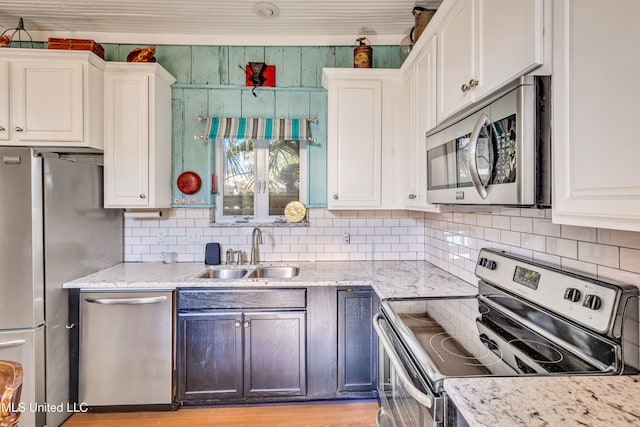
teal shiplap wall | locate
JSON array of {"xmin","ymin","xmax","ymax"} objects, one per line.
[{"xmin": 25, "ymin": 43, "xmax": 406, "ymax": 208}]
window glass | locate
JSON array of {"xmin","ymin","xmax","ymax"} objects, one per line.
[
  {"xmin": 222, "ymin": 139, "xmax": 255, "ymax": 216},
  {"xmin": 268, "ymin": 140, "xmax": 300, "ymax": 216},
  {"xmin": 215, "ymin": 138, "xmax": 307, "ymax": 223}
]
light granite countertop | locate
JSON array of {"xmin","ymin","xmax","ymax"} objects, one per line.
[
  {"xmin": 444, "ymin": 375, "xmax": 640, "ymax": 427},
  {"xmin": 62, "ymin": 260, "xmax": 478, "ymax": 299},
  {"xmin": 64, "ymin": 260, "xmax": 639, "ymax": 426}
]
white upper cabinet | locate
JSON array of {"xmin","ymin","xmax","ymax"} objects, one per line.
[
  {"xmin": 0, "ymin": 49, "xmax": 105, "ymax": 149},
  {"xmin": 437, "ymin": 0, "xmax": 474, "ymax": 121},
  {"xmin": 323, "ymin": 68, "xmax": 402, "ymax": 210},
  {"xmin": 474, "ymin": 0, "xmax": 544, "ymax": 100},
  {"xmin": 104, "ymin": 63, "xmax": 175, "ymax": 208},
  {"xmin": 437, "ymin": 0, "xmax": 544, "ymax": 123},
  {"xmin": 552, "ymin": 0, "xmax": 640, "ymax": 232},
  {"xmin": 403, "ymin": 36, "xmax": 440, "ymax": 212}
]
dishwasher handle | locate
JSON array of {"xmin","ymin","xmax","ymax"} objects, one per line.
[
  {"xmin": 373, "ymin": 313, "xmax": 434, "ymax": 409},
  {"xmin": 83, "ymin": 295, "xmax": 168, "ymax": 305},
  {"xmin": 0, "ymin": 339, "xmax": 27, "ymax": 349}
]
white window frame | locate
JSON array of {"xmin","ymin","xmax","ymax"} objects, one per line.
[{"xmin": 214, "ymin": 138, "xmax": 308, "ymax": 224}]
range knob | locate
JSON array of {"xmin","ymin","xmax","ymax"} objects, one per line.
[
  {"xmin": 563, "ymin": 287, "xmax": 581, "ymax": 302},
  {"xmin": 582, "ymin": 294, "xmax": 602, "ymax": 310},
  {"xmin": 478, "ymin": 257, "xmax": 488, "ymax": 267},
  {"xmin": 487, "ymin": 260, "xmax": 497, "ymax": 270}
]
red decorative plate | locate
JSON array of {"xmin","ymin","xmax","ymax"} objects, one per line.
[{"xmin": 177, "ymin": 171, "xmax": 202, "ymax": 195}]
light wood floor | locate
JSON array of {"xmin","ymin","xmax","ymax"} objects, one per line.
[{"xmin": 61, "ymin": 401, "xmax": 379, "ymax": 427}]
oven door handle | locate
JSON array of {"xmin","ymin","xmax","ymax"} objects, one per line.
[
  {"xmin": 469, "ymin": 112, "xmax": 490, "ymax": 199},
  {"xmin": 373, "ymin": 313, "xmax": 434, "ymax": 409}
]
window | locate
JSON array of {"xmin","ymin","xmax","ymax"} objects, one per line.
[{"xmin": 215, "ymin": 139, "xmax": 307, "ymax": 223}]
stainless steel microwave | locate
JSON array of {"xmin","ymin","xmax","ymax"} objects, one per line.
[{"xmin": 426, "ymin": 76, "xmax": 551, "ymax": 206}]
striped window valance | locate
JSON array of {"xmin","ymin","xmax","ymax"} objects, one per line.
[{"xmin": 206, "ymin": 117, "xmax": 314, "ymax": 142}]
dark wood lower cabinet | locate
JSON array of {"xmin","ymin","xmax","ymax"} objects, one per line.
[
  {"xmin": 176, "ymin": 286, "xmax": 377, "ymax": 405},
  {"xmin": 244, "ymin": 311, "xmax": 306, "ymax": 397},
  {"xmin": 176, "ymin": 289, "xmax": 307, "ymax": 404},
  {"xmin": 177, "ymin": 312, "xmax": 243, "ymax": 400},
  {"xmin": 337, "ymin": 288, "xmax": 378, "ymax": 394}
]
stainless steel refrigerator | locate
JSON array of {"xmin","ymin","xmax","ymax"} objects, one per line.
[{"xmin": 0, "ymin": 147, "xmax": 122, "ymax": 427}]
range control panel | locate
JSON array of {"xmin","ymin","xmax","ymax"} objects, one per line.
[{"xmin": 475, "ymin": 249, "xmax": 620, "ymax": 334}]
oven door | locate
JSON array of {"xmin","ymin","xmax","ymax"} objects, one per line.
[{"xmin": 374, "ymin": 313, "xmax": 443, "ymax": 427}]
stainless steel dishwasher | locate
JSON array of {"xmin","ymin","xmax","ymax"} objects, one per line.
[{"xmin": 79, "ymin": 290, "xmax": 174, "ymax": 407}]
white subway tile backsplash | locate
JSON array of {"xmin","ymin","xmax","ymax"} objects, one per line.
[
  {"xmin": 561, "ymin": 225, "xmax": 598, "ymax": 243},
  {"xmin": 520, "ymin": 209, "xmax": 548, "ymax": 218},
  {"xmin": 121, "ymin": 208, "xmax": 640, "ymax": 296},
  {"xmin": 510, "ymin": 217, "xmax": 533, "ymax": 233},
  {"xmin": 533, "ymin": 218, "xmax": 561, "ymax": 237},
  {"xmin": 521, "ymin": 233, "xmax": 546, "ymax": 252},
  {"xmin": 532, "ymin": 251, "xmax": 561, "ymax": 265},
  {"xmin": 578, "ymin": 242, "xmax": 619, "ymax": 268},
  {"xmin": 560, "ymin": 258, "xmax": 598, "ymax": 276},
  {"xmin": 597, "ymin": 265, "xmax": 640, "ymax": 285},
  {"xmin": 501, "ymin": 230, "xmax": 521, "ymax": 247},
  {"xmin": 620, "ymin": 248, "xmax": 640, "ymax": 274},
  {"xmin": 598, "ymin": 229, "xmax": 640, "ymax": 250},
  {"xmin": 546, "ymin": 237, "xmax": 578, "ymax": 259}
]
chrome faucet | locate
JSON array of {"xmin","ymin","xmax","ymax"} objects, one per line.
[{"xmin": 250, "ymin": 227, "xmax": 263, "ymax": 265}]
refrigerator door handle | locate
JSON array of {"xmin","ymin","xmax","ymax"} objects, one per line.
[
  {"xmin": 0, "ymin": 339, "xmax": 27, "ymax": 349},
  {"xmin": 83, "ymin": 296, "xmax": 168, "ymax": 305}
]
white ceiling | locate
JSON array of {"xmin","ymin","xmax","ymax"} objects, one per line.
[{"xmin": 0, "ymin": 0, "xmax": 443, "ymax": 46}]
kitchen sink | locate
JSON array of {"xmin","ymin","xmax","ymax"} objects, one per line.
[
  {"xmin": 197, "ymin": 268, "xmax": 248, "ymax": 279},
  {"xmin": 246, "ymin": 266, "xmax": 300, "ymax": 279}
]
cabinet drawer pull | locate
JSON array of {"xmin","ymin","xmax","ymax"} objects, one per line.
[
  {"xmin": 0, "ymin": 126, "xmax": 5, "ymax": 132},
  {"xmin": 333, "ymin": 194, "xmax": 338, "ymax": 200},
  {"xmin": 461, "ymin": 83, "xmax": 470, "ymax": 93},
  {"xmin": 139, "ymin": 194, "xmax": 146, "ymax": 199},
  {"xmin": 469, "ymin": 78, "xmax": 479, "ymax": 88},
  {"xmin": 15, "ymin": 127, "xmax": 23, "ymax": 133}
]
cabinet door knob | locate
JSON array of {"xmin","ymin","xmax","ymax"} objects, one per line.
[
  {"xmin": 235, "ymin": 320, "xmax": 241, "ymax": 328},
  {"xmin": 469, "ymin": 79, "xmax": 479, "ymax": 88},
  {"xmin": 15, "ymin": 127, "xmax": 23, "ymax": 133},
  {"xmin": 139, "ymin": 194, "xmax": 146, "ymax": 199},
  {"xmin": 333, "ymin": 194, "xmax": 338, "ymax": 200},
  {"xmin": 0, "ymin": 126, "xmax": 5, "ymax": 132},
  {"xmin": 461, "ymin": 83, "xmax": 470, "ymax": 93},
  {"xmin": 244, "ymin": 321, "xmax": 250, "ymax": 329},
  {"xmin": 409, "ymin": 194, "xmax": 417, "ymax": 200}
]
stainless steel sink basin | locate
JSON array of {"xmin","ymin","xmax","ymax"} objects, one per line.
[
  {"xmin": 246, "ymin": 266, "xmax": 300, "ymax": 279},
  {"xmin": 197, "ymin": 268, "xmax": 248, "ymax": 279}
]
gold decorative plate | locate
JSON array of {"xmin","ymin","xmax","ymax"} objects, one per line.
[{"xmin": 284, "ymin": 201, "xmax": 307, "ymax": 223}]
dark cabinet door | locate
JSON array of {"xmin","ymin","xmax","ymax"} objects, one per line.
[
  {"xmin": 337, "ymin": 289, "xmax": 377, "ymax": 392},
  {"xmin": 244, "ymin": 311, "xmax": 306, "ymax": 397},
  {"xmin": 177, "ymin": 311, "xmax": 243, "ymax": 401}
]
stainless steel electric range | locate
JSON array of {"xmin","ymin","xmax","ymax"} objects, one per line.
[{"xmin": 374, "ymin": 248, "xmax": 640, "ymax": 427}]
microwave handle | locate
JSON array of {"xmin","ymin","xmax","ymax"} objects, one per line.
[{"xmin": 469, "ymin": 113, "xmax": 490, "ymax": 199}]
